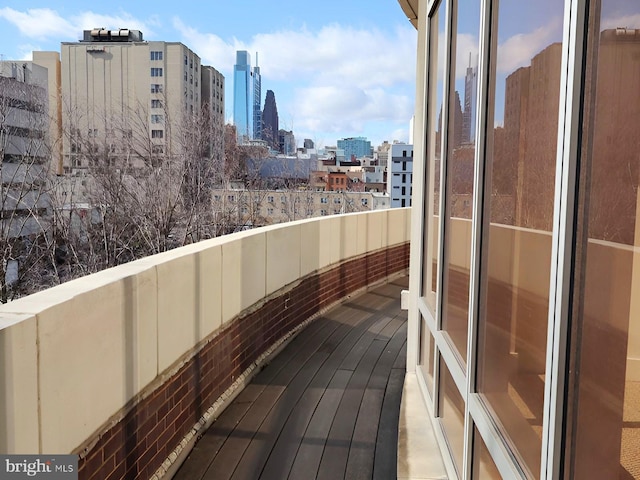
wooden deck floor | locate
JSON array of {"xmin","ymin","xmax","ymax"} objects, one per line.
[{"xmin": 174, "ymin": 277, "xmax": 409, "ymax": 480}]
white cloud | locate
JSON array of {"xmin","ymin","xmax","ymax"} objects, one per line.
[
  {"xmin": 171, "ymin": 19, "xmax": 417, "ymax": 143},
  {"xmin": 0, "ymin": 8, "xmax": 75, "ymax": 40},
  {"xmin": 173, "ymin": 20, "xmax": 416, "ymax": 91},
  {"xmin": 0, "ymin": 7, "xmax": 158, "ymax": 42},
  {"xmin": 601, "ymin": 14, "xmax": 640, "ymax": 30},
  {"xmin": 497, "ymin": 18, "xmax": 562, "ymax": 74},
  {"xmin": 294, "ymin": 85, "xmax": 413, "ymax": 134}
]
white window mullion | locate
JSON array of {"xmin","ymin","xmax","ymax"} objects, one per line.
[{"xmin": 540, "ymin": 0, "xmax": 588, "ymax": 478}]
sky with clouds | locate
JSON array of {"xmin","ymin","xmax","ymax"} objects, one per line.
[{"xmin": 0, "ymin": 1, "xmax": 418, "ymax": 149}]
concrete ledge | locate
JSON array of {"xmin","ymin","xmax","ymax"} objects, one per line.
[{"xmin": 398, "ymin": 373, "xmax": 447, "ymax": 480}]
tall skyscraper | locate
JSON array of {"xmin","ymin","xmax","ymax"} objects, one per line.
[
  {"xmin": 462, "ymin": 53, "xmax": 478, "ymax": 144},
  {"xmin": 233, "ymin": 51, "xmax": 252, "ymax": 143},
  {"xmin": 262, "ymin": 90, "xmax": 279, "ymax": 149},
  {"xmin": 253, "ymin": 53, "xmax": 262, "ymax": 141}
]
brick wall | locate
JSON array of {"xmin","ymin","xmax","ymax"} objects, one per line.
[{"xmin": 76, "ymin": 242, "xmax": 409, "ymax": 480}]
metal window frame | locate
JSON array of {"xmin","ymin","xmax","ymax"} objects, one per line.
[{"xmin": 412, "ymin": 0, "xmax": 588, "ymax": 478}]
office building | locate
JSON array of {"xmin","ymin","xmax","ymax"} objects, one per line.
[
  {"xmin": 337, "ymin": 136, "xmax": 372, "ymax": 159},
  {"xmin": 60, "ymin": 29, "xmax": 202, "ymax": 171},
  {"xmin": 252, "ymin": 54, "xmax": 262, "ymax": 141},
  {"xmin": 262, "ymin": 89, "xmax": 279, "ymax": 149},
  {"xmin": 233, "ymin": 50, "xmax": 256, "ymax": 143},
  {"xmin": 388, "ymin": 143, "xmax": 413, "ymax": 208},
  {"xmin": 201, "ymin": 66, "xmax": 226, "ymax": 168}
]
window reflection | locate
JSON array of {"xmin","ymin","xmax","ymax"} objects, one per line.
[
  {"xmin": 567, "ymin": 1, "xmax": 640, "ymax": 478},
  {"xmin": 476, "ymin": 0, "xmax": 564, "ymax": 477},
  {"xmin": 419, "ymin": 319, "xmax": 435, "ymax": 394},
  {"xmin": 472, "ymin": 427, "xmax": 502, "ymax": 479},
  {"xmin": 439, "ymin": 357, "xmax": 465, "ymax": 476},
  {"xmin": 422, "ymin": 1, "xmax": 446, "ymax": 309},
  {"xmin": 441, "ymin": 0, "xmax": 480, "ymax": 364}
]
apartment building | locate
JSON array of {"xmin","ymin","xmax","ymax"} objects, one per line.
[{"xmin": 59, "ymin": 29, "xmax": 206, "ymax": 171}]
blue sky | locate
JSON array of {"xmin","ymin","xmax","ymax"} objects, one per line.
[{"xmin": 0, "ymin": 1, "xmax": 417, "ymax": 149}]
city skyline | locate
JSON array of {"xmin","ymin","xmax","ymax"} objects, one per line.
[{"xmin": 0, "ymin": 1, "xmax": 417, "ymax": 148}]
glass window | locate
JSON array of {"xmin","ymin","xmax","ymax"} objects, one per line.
[
  {"xmin": 151, "ymin": 130, "xmax": 163, "ymax": 139},
  {"xmin": 475, "ymin": 0, "xmax": 565, "ymax": 477},
  {"xmin": 439, "ymin": 358, "xmax": 465, "ymax": 476},
  {"xmin": 151, "ymin": 84, "xmax": 163, "ymax": 93},
  {"xmin": 422, "ymin": 0, "xmax": 446, "ymax": 308},
  {"xmin": 471, "ymin": 427, "xmax": 502, "ymax": 479},
  {"xmin": 151, "ymin": 99, "xmax": 162, "ymax": 109},
  {"xmin": 419, "ymin": 323, "xmax": 435, "ymax": 394},
  {"xmin": 440, "ymin": 0, "xmax": 480, "ymax": 364},
  {"xmin": 150, "ymin": 51, "xmax": 163, "ymax": 61},
  {"xmin": 151, "ymin": 114, "xmax": 163, "ymax": 124},
  {"xmin": 564, "ymin": 2, "xmax": 640, "ymax": 479},
  {"xmin": 151, "ymin": 68, "xmax": 163, "ymax": 77}
]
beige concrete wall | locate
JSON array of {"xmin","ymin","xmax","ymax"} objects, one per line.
[{"xmin": 0, "ymin": 209, "xmax": 410, "ymax": 455}]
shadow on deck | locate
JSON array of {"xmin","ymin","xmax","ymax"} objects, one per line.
[{"xmin": 174, "ymin": 277, "xmax": 409, "ymax": 480}]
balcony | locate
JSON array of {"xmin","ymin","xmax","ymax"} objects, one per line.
[{"xmin": 0, "ymin": 209, "xmax": 423, "ymax": 479}]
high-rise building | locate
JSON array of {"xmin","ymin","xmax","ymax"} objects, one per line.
[
  {"xmin": 337, "ymin": 137, "xmax": 372, "ymax": 159},
  {"xmin": 387, "ymin": 143, "xmax": 413, "ymax": 208},
  {"xmin": 262, "ymin": 90, "xmax": 279, "ymax": 149},
  {"xmin": 461, "ymin": 53, "xmax": 477, "ymax": 144},
  {"xmin": 201, "ymin": 66, "xmax": 226, "ymax": 168},
  {"xmin": 233, "ymin": 51, "xmax": 252, "ymax": 143},
  {"xmin": 278, "ymin": 129, "xmax": 296, "ymax": 155},
  {"xmin": 253, "ymin": 53, "xmax": 262, "ymax": 141},
  {"xmin": 59, "ymin": 29, "xmax": 203, "ymax": 171}
]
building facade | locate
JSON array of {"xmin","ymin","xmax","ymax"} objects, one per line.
[
  {"xmin": 388, "ymin": 143, "xmax": 413, "ymax": 208},
  {"xmin": 0, "ymin": 62, "xmax": 51, "ymax": 238},
  {"xmin": 60, "ymin": 29, "xmax": 202, "ymax": 171},
  {"xmin": 262, "ymin": 89, "xmax": 279, "ymax": 149},
  {"xmin": 337, "ymin": 136, "xmax": 372, "ymax": 159},
  {"xmin": 252, "ymin": 54, "xmax": 262, "ymax": 141},
  {"xmin": 233, "ymin": 50, "xmax": 252, "ymax": 143},
  {"xmin": 399, "ymin": 0, "xmax": 640, "ymax": 478},
  {"xmin": 201, "ymin": 66, "xmax": 226, "ymax": 168}
]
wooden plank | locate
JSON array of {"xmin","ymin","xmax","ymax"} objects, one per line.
[
  {"xmin": 199, "ymin": 316, "xmax": 345, "ymax": 479},
  {"xmin": 345, "ymin": 321, "xmax": 407, "ymax": 479},
  {"xmin": 174, "ymin": 278, "xmax": 409, "ymax": 480},
  {"xmin": 260, "ymin": 297, "xmax": 398, "ymax": 479},
  {"xmin": 316, "ymin": 337, "xmax": 389, "ymax": 480},
  {"xmin": 373, "ymin": 365, "xmax": 406, "ymax": 480}
]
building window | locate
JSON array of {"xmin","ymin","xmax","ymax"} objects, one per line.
[
  {"xmin": 150, "ymin": 51, "xmax": 163, "ymax": 61},
  {"xmin": 151, "ymin": 99, "xmax": 163, "ymax": 109},
  {"xmin": 152, "ymin": 145, "xmax": 164, "ymax": 154},
  {"xmin": 268, "ymin": 196, "xmax": 274, "ymax": 203},
  {"xmin": 320, "ymin": 197, "xmax": 328, "ymax": 204},
  {"xmin": 151, "ymin": 130, "xmax": 163, "ymax": 139},
  {"xmin": 227, "ymin": 195, "xmax": 235, "ymax": 202},
  {"xmin": 151, "ymin": 84, "xmax": 163, "ymax": 93},
  {"xmin": 151, "ymin": 68, "xmax": 163, "ymax": 77},
  {"xmin": 320, "ymin": 209, "xmax": 327, "ymax": 216},
  {"xmin": 267, "ymin": 208, "xmax": 274, "ymax": 215},
  {"xmin": 361, "ymin": 198, "xmax": 368, "ymax": 206},
  {"xmin": 151, "ymin": 114, "xmax": 163, "ymax": 124}
]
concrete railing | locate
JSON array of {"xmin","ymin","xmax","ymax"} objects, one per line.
[{"xmin": 0, "ymin": 208, "xmax": 410, "ymax": 480}]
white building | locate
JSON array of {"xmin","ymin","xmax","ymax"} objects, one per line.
[{"xmin": 388, "ymin": 143, "xmax": 413, "ymax": 207}]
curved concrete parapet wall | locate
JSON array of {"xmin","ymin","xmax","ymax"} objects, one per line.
[{"xmin": 0, "ymin": 208, "xmax": 410, "ymax": 479}]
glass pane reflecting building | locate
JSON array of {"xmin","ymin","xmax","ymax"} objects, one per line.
[{"xmin": 401, "ymin": 0, "xmax": 640, "ymax": 477}]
